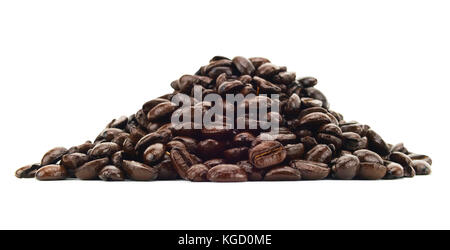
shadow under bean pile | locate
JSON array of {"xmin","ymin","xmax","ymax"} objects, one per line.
[{"xmin": 15, "ymin": 56, "xmax": 432, "ymax": 182}]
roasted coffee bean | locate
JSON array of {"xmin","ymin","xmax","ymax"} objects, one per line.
[
  {"xmin": 154, "ymin": 158, "xmax": 178, "ymax": 180},
  {"xmin": 95, "ymin": 128, "xmax": 123, "ymax": 143},
  {"xmin": 41, "ymin": 147, "xmax": 68, "ymax": 166},
  {"xmin": 142, "ymin": 98, "xmax": 170, "ymax": 113},
  {"xmin": 300, "ymin": 136, "xmax": 318, "ymax": 151},
  {"xmin": 384, "ymin": 162, "xmax": 404, "ymax": 179},
  {"xmin": 111, "ymin": 151, "xmax": 125, "ymax": 167},
  {"xmin": 366, "ymin": 129, "xmax": 390, "ymax": 156},
  {"xmin": 122, "ymin": 160, "xmax": 158, "ymax": 181},
  {"xmin": 305, "ymin": 144, "xmax": 332, "ymax": 164},
  {"xmin": 285, "ymin": 93, "xmax": 301, "ymax": 115},
  {"xmin": 207, "ymin": 164, "xmax": 248, "ymax": 182},
  {"xmin": 233, "ymin": 132, "xmax": 256, "ymax": 147},
  {"xmin": 298, "ymin": 112, "xmax": 331, "ymax": 129},
  {"xmin": 218, "ymin": 80, "xmax": 244, "ymax": 95},
  {"xmin": 197, "ymin": 139, "xmax": 224, "ymax": 159},
  {"xmin": 357, "ymin": 162, "xmax": 387, "ymax": 180},
  {"xmin": 285, "ymin": 143, "xmax": 305, "ymax": 161},
  {"xmin": 98, "ymin": 166, "xmax": 125, "ymax": 181},
  {"xmin": 147, "ymin": 102, "xmax": 178, "ymax": 122},
  {"xmin": 301, "ymin": 97, "xmax": 323, "ymax": 108},
  {"xmin": 143, "ymin": 143, "xmax": 165, "ymax": 165},
  {"xmin": 408, "ymin": 154, "xmax": 432, "ymax": 165},
  {"xmin": 304, "ymin": 87, "xmax": 329, "ymax": 109},
  {"xmin": 135, "ymin": 109, "xmax": 149, "ymax": 128},
  {"xmin": 390, "ymin": 152, "xmax": 416, "ymax": 177},
  {"xmin": 60, "ymin": 153, "xmax": 89, "ymax": 169},
  {"xmin": 256, "ymin": 63, "xmax": 282, "ymax": 78},
  {"xmin": 412, "ymin": 160, "xmax": 432, "ymax": 175},
  {"xmin": 253, "ymin": 76, "xmax": 281, "ymax": 94},
  {"xmin": 236, "ymin": 161, "xmax": 264, "ymax": 181},
  {"xmin": 76, "ymin": 158, "xmax": 109, "ymax": 180},
  {"xmin": 89, "ymin": 142, "xmax": 120, "ymax": 158},
  {"xmin": 249, "ymin": 141, "xmax": 286, "ymax": 169},
  {"xmin": 290, "ymin": 160, "xmax": 330, "ymax": 180},
  {"xmin": 135, "ymin": 132, "xmax": 164, "ymax": 153},
  {"xmin": 332, "ymin": 155, "xmax": 360, "ymax": 180},
  {"xmin": 170, "ymin": 147, "xmax": 196, "ymax": 180},
  {"xmin": 248, "ymin": 57, "xmax": 271, "ymax": 69},
  {"xmin": 67, "ymin": 141, "xmax": 94, "ymax": 154},
  {"xmin": 232, "ymin": 56, "xmax": 255, "ymax": 76},
  {"xmin": 204, "ymin": 158, "xmax": 227, "ymax": 169},
  {"xmin": 353, "ymin": 149, "xmax": 383, "ymax": 164},
  {"xmin": 342, "ymin": 132, "xmax": 365, "ymax": 152},
  {"xmin": 35, "ymin": 165, "xmax": 67, "ymax": 181},
  {"xmin": 108, "ymin": 116, "xmax": 128, "ymax": 129},
  {"xmin": 340, "ymin": 123, "xmax": 369, "ymax": 137},
  {"xmin": 223, "ymin": 147, "xmax": 249, "ymax": 163},
  {"xmin": 390, "ymin": 143, "xmax": 409, "ymax": 154},
  {"xmin": 272, "ymin": 72, "xmax": 296, "ymax": 85},
  {"xmin": 264, "ymin": 166, "xmax": 301, "ymax": 181},
  {"xmin": 187, "ymin": 164, "xmax": 209, "ymax": 182},
  {"xmin": 298, "ymin": 77, "xmax": 317, "ymax": 88},
  {"xmin": 15, "ymin": 164, "xmax": 40, "ymax": 178}
]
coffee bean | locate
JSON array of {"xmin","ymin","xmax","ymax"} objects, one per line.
[
  {"xmin": 285, "ymin": 143, "xmax": 305, "ymax": 161},
  {"xmin": 298, "ymin": 77, "xmax": 317, "ymax": 88},
  {"xmin": 290, "ymin": 160, "xmax": 330, "ymax": 180},
  {"xmin": 248, "ymin": 57, "xmax": 271, "ymax": 69},
  {"xmin": 342, "ymin": 132, "xmax": 365, "ymax": 152},
  {"xmin": 89, "ymin": 142, "xmax": 120, "ymax": 158},
  {"xmin": 36, "ymin": 165, "xmax": 67, "ymax": 181},
  {"xmin": 187, "ymin": 164, "xmax": 209, "ymax": 182},
  {"xmin": 332, "ymin": 155, "xmax": 360, "ymax": 180},
  {"xmin": 305, "ymin": 144, "xmax": 332, "ymax": 163},
  {"xmin": 41, "ymin": 147, "xmax": 68, "ymax": 166},
  {"xmin": 236, "ymin": 161, "xmax": 264, "ymax": 181},
  {"xmin": 264, "ymin": 166, "xmax": 301, "ymax": 181},
  {"xmin": 412, "ymin": 160, "xmax": 432, "ymax": 175},
  {"xmin": 15, "ymin": 164, "xmax": 40, "ymax": 178},
  {"xmin": 122, "ymin": 160, "xmax": 158, "ymax": 181},
  {"xmin": 408, "ymin": 154, "xmax": 432, "ymax": 165},
  {"xmin": 154, "ymin": 158, "xmax": 179, "ymax": 180},
  {"xmin": 204, "ymin": 158, "xmax": 227, "ymax": 169},
  {"xmin": 197, "ymin": 139, "xmax": 224, "ymax": 159},
  {"xmin": 357, "ymin": 162, "xmax": 387, "ymax": 180},
  {"xmin": 366, "ymin": 129, "xmax": 390, "ymax": 156},
  {"xmin": 143, "ymin": 143, "xmax": 165, "ymax": 165},
  {"xmin": 61, "ymin": 153, "xmax": 89, "ymax": 169},
  {"xmin": 223, "ymin": 147, "xmax": 249, "ymax": 163},
  {"xmin": 249, "ymin": 141, "xmax": 286, "ymax": 169},
  {"xmin": 232, "ymin": 56, "xmax": 255, "ymax": 76},
  {"xmin": 353, "ymin": 149, "xmax": 383, "ymax": 164},
  {"xmin": 389, "ymin": 152, "xmax": 416, "ymax": 177},
  {"xmin": 147, "ymin": 102, "xmax": 178, "ymax": 122},
  {"xmin": 207, "ymin": 164, "xmax": 248, "ymax": 182},
  {"xmin": 76, "ymin": 158, "xmax": 109, "ymax": 180},
  {"xmin": 170, "ymin": 147, "xmax": 196, "ymax": 180},
  {"xmin": 99, "ymin": 166, "xmax": 125, "ymax": 181},
  {"xmin": 384, "ymin": 162, "xmax": 404, "ymax": 179}
]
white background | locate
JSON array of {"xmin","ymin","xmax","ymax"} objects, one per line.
[{"xmin": 1, "ymin": 0, "xmax": 449, "ymax": 229}]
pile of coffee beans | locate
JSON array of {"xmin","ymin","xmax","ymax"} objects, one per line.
[{"xmin": 15, "ymin": 56, "xmax": 432, "ymax": 182}]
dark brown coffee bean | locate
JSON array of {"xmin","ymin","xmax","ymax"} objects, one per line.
[
  {"xmin": 332, "ymin": 155, "xmax": 360, "ymax": 180},
  {"xmin": 201, "ymin": 124, "xmax": 233, "ymax": 139},
  {"xmin": 68, "ymin": 141, "xmax": 94, "ymax": 154},
  {"xmin": 147, "ymin": 102, "xmax": 178, "ymax": 122},
  {"xmin": 298, "ymin": 77, "xmax": 317, "ymax": 88},
  {"xmin": 384, "ymin": 162, "xmax": 404, "ymax": 179},
  {"xmin": 304, "ymin": 88, "xmax": 329, "ymax": 109},
  {"xmin": 264, "ymin": 166, "xmax": 301, "ymax": 181},
  {"xmin": 236, "ymin": 161, "xmax": 264, "ymax": 181},
  {"xmin": 218, "ymin": 80, "xmax": 244, "ymax": 95},
  {"xmin": 197, "ymin": 139, "xmax": 224, "ymax": 159},
  {"xmin": 353, "ymin": 149, "xmax": 383, "ymax": 164},
  {"xmin": 98, "ymin": 165, "xmax": 125, "ymax": 181},
  {"xmin": 15, "ymin": 164, "xmax": 40, "ymax": 178},
  {"xmin": 340, "ymin": 123, "xmax": 369, "ymax": 137},
  {"xmin": 75, "ymin": 158, "xmax": 109, "ymax": 180},
  {"xmin": 390, "ymin": 143, "xmax": 409, "ymax": 154},
  {"xmin": 89, "ymin": 142, "xmax": 120, "ymax": 158},
  {"xmin": 208, "ymin": 66, "xmax": 232, "ymax": 79},
  {"xmin": 41, "ymin": 147, "xmax": 68, "ymax": 166},
  {"xmin": 249, "ymin": 57, "xmax": 271, "ymax": 69},
  {"xmin": 187, "ymin": 164, "xmax": 209, "ymax": 182},
  {"xmin": 135, "ymin": 109, "xmax": 149, "ymax": 128},
  {"xmin": 205, "ymin": 59, "xmax": 232, "ymax": 74},
  {"xmin": 342, "ymin": 132, "xmax": 365, "ymax": 152},
  {"xmin": 305, "ymin": 144, "xmax": 332, "ymax": 163},
  {"xmin": 36, "ymin": 165, "xmax": 67, "ymax": 181},
  {"xmin": 233, "ymin": 132, "xmax": 256, "ymax": 147},
  {"xmin": 390, "ymin": 152, "xmax": 416, "ymax": 177},
  {"xmin": 300, "ymin": 136, "xmax": 318, "ymax": 151},
  {"xmin": 285, "ymin": 143, "xmax": 305, "ymax": 161},
  {"xmin": 298, "ymin": 112, "xmax": 331, "ymax": 128},
  {"xmin": 154, "ymin": 158, "xmax": 178, "ymax": 180},
  {"xmin": 108, "ymin": 116, "xmax": 128, "ymax": 129},
  {"xmin": 204, "ymin": 158, "xmax": 227, "ymax": 169},
  {"xmin": 143, "ymin": 143, "xmax": 165, "ymax": 165},
  {"xmin": 224, "ymin": 147, "xmax": 249, "ymax": 163},
  {"xmin": 95, "ymin": 128, "xmax": 123, "ymax": 143},
  {"xmin": 301, "ymin": 97, "xmax": 323, "ymax": 108},
  {"xmin": 134, "ymin": 132, "xmax": 164, "ymax": 154},
  {"xmin": 232, "ymin": 56, "xmax": 255, "ymax": 76},
  {"xmin": 357, "ymin": 162, "xmax": 387, "ymax": 180},
  {"xmin": 207, "ymin": 164, "xmax": 248, "ymax": 182},
  {"xmin": 142, "ymin": 98, "xmax": 170, "ymax": 113},
  {"xmin": 272, "ymin": 72, "xmax": 296, "ymax": 85},
  {"xmin": 122, "ymin": 160, "xmax": 158, "ymax": 181},
  {"xmin": 412, "ymin": 160, "xmax": 431, "ymax": 175},
  {"xmin": 111, "ymin": 151, "xmax": 125, "ymax": 167},
  {"xmin": 170, "ymin": 147, "xmax": 196, "ymax": 180},
  {"xmin": 408, "ymin": 154, "xmax": 432, "ymax": 165},
  {"xmin": 290, "ymin": 160, "xmax": 330, "ymax": 180},
  {"xmin": 249, "ymin": 141, "xmax": 286, "ymax": 169},
  {"xmin": 60, "ymin": 153, "xmax": 89, "ymax": 169},
  {"xmin": 256, "ymin": 63, "xmax": 281, "ymax": 78},
  {"xmin": 253, "ymin": 76, "xmax": 281, "ymax": 94},
  {"xmin": 366, "ymin": 129, "xmax": 390, "ymax": 156}
]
